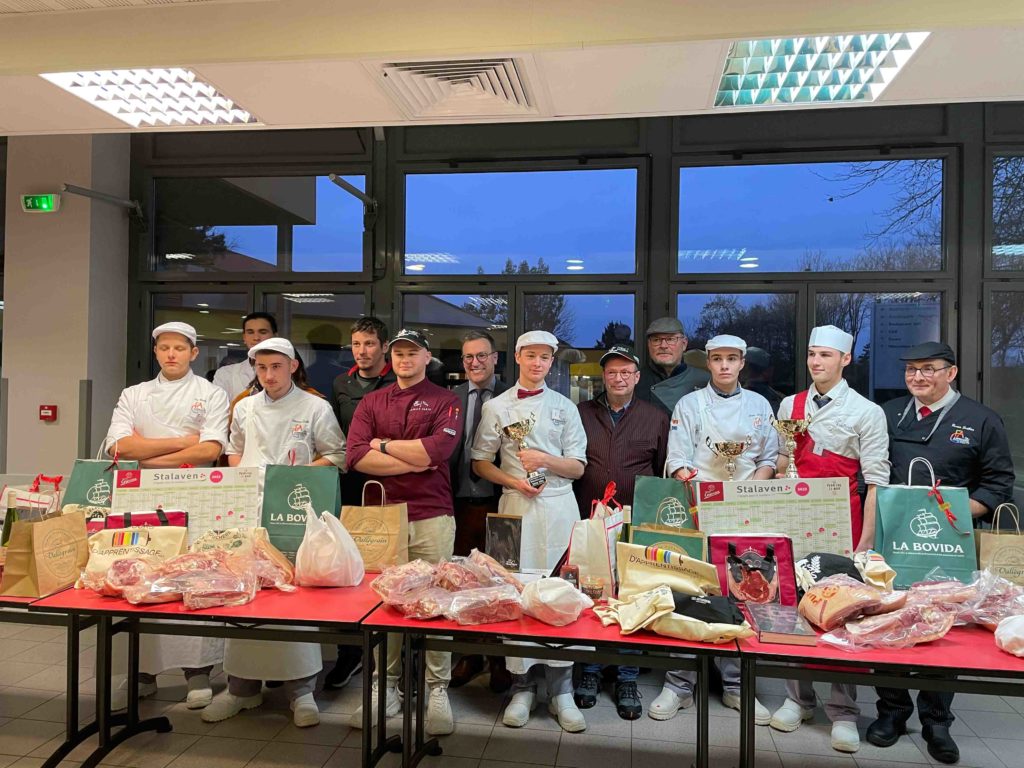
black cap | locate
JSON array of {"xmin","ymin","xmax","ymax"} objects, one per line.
[
  {"xmin": 599, "ymin": 345, "xmax": 640, "ymax": 367},
  {"xmin": 388, "ymin": 328, "xmax": 430, "ymax": 350},
  {"xmin": 900, "ymin": 341, "xmax": 955, "ymax": 365}
]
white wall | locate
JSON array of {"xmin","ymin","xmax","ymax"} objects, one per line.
[{"xmin": 2, "ymin": 134, "xmax": 129, "ymax": 473}]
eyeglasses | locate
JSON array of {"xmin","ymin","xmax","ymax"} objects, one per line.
[
  {"xmin": 604, "ymin": 370, "xmax": 639, "ymax": 380},
  {"xmin": 650, "ymin": 334, "xmax": 684, "ymax": 347},
  {"xmin": 461, "ymin": 352, "xmax": 496, "ymax": 363},
  {"xmin": 904, "ymin": 365, "xmax": 952, "ymax": 379}
]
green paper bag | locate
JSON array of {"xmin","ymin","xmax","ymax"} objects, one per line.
[
  {"xmin": 630, "ymin": 525, "xmax": 707, "ymax": 561},
  {"xmin": 261, "ymin": 465, "xmax": 341, "ymax": 562},
  {"xmin": 63, "ymin": 457, "xmax": 139, "ymax": 510},
  {"xmin": 875, "ymin": 457, "xmax": 977, "ymax": 588},
  {"xmin": 632, "ymin": 474, "xmax": 699, "ymax": 531}
]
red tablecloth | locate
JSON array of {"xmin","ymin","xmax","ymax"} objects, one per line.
[
  {"xmin": 29, "ymin": 576, "xmax": 381, "ymax": 626},
  {"xmin": 740, "ymin": 625, "xmax": 1024, "ymax": 676},
  {"xmin": 365, "ymin": 603, "xmax": 739, "ymax": 655},
  {"xmin": 0, "ymin": 595, "xmax": 38, "ymax": 606}
]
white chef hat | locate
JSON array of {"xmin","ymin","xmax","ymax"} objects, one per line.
[
  {"xmin": 516, "ymin": 330, "xmax": 559, "ymax": 353},
  {"xmin": 705, "ymin": 334, "xmax": 747, "ymax": 355},
  {"xmin": 248, "ymin": 338, "xmax": 296, "ymax": 360},
  {"xmin": 808, "ymin": 325, "xmax": 854, "ymax": 354},
  {"xmin": 152, "ymin": 321, "xmax": 197, "ymax": 346}
]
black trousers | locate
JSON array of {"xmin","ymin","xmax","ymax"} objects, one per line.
[{"xmin": 876, "ymin": 685, "xmax": 955, "ymax": 728}]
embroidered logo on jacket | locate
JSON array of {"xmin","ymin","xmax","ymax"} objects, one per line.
[{"xmin": 949, "ymin": 429, "xmax": 970, "ymax": 445}]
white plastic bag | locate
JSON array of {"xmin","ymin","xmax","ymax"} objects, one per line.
[
  {"xmin": 295, "ymin": 505, "xmax": 365, "ymax": 587},
  {"xmin": 995, "ymin": 615, "xmax": 1024, "ymax": 657},
  {"xmin": 521, "ymin": 577, "xmax": 594, "ymax": 626}
]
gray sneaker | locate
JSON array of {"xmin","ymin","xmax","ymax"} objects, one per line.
[{"xmin": 574, "ymin": 671, "xmax": 601, "ymax": 709}]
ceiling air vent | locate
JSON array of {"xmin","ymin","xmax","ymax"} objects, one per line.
[
  {"xmin": 0, "ymin": 0, "xmax": 263, "ymax": 14},
  {"xmin": 369, "ymin": 57, "xmax": 543, "ymax": 119}
]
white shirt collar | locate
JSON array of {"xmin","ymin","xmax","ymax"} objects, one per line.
[
  {"xmin": 469, "ymin": 376, "xmax": 496, "ymax": 393},
  {"xmin": 157, "ymin": 370, "xmax": 194, "ymax": 385},
  {"xmin": 915, "ymin": 387, "xmax": 957, "ymax": 414},
  {"xmin": 810, "ymin": 378, "xmax": 848, "ymax": 401},
  {"xmin": 261, "ymin": 382, "xmax": 297, "ymax": 405}
]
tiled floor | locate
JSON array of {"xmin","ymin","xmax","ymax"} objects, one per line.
[{"xmin": 0, "ymin": 620, "xmax": 1021, "ymax": 768}]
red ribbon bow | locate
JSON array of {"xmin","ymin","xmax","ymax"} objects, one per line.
[
  {"xmin": 517, "ymin": 388, "xmax": 543, "ymax": 399},
  {"xmin": 929, "ymin": 479, "xmax": 967, "ymax": 534},
  {"xmin": 29, "ymin": 474, "xmax": 63, "ymax": 493}
]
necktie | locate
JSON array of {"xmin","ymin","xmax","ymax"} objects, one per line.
[
  {"xmin": 919, "ymin": 405, "xmax": 933, "ymax": 419},
  {"xmin": 518, "ymin": 388, "xmax": 543, "ymax": 399},
  {"xmin": 813, "ymin": 395, "xmax": 831, "ymax": 409},
  {"xmin": 468, "ymin": 389, "xmax": 486, "ymax": 482}
]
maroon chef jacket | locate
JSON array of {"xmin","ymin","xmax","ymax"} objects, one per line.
[{"xmin": 345, "ymin": 377, "xmax": 463, "ymax": 522}]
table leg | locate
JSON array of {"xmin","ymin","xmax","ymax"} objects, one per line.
[
  {"xmin": 696, "ymin": 655, "xmax": 709, "ymax": 768},
  {"xmin": 406, "ymin": 635, "xmax": 440, "ymax": 767},
  {"xmin": 363, "ymin": 631, "xmax": 400, "ymax": 768},
  {"xmin": 738, "ymin": 657, "xmax": 756, "ymax": 768},
  {"xmin": 402, "ymin": 634, "xmax": 413, "ymax": 768}
]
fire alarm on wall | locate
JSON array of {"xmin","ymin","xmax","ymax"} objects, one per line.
[{"xmin": 39, "ymin": 405, "xmax": 58, "ymax": 422}]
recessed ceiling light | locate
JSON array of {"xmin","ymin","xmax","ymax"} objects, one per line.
[
  {"xmin": 40, "ymin": 69, "xmax": 258, "ymax": 128},
  {"xmin": 407, "ymin": 264, "xmax": 427, "ymax": 272},
  {"xmin": 197, "ymin": 303, "xmax": 209, "ymax": 308},
  {"xmin": 566, "ymin": 259, "xmax": 585, "ymax": 265},
  {"xmin": 715, "ymin": 32, "xmax": 929, "ymax": 108},
  {"xmin": 739, "ymin": 263, "xmax": 760, "ymax": 269},
  {"xmin": 199, "ymin": 310, "xmax": 211, "ymax": 313},
  {"xmin": 226, "ymin": 342, "xmax": 240, "ymax": 347},
  {"xmin": 739, "ymin": 256, "xmax": 758, "ymax": 262},
  {"xmin": 567, "ymin": 265, "xmax": 585, "ymax": 271},
  {"xmin": 165, "ymin": 252, "xmax": 195, "ymax": 260}
]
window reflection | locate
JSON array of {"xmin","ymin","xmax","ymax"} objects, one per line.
[
  {"xmin": 992, "ymin": 156, "xmax": 1024, "ymax": 270},
  {"xmin": 989, "ymin": 291, "xmax": 1024, "ymax": 477},
  {"xmin": 151, "ymin": 292, "xmax": 250, "ymax": 379}
]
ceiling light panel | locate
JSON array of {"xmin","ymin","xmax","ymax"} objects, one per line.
[
  {"xmin": 715, "ymin": 32, "xmax": 929, "ymax": 108},
  {"xmin": 40, "ymin": 68, "xmax": 258, "ymax": 128}
]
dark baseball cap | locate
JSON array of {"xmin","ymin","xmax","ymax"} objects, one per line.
[
  {"xmin": 646, "ymin": 317, "xmax": 686, "ymax": 336},
  {"xmin": 389, "ymin": 328, "xmax": 430, "ymax": 350},
  {"xmin": 900, "ymin": 341, "xmax": 955, "ymax": 365},
  {"xmin": 599, "ymin": 345, "xmax": 640, "ymax": 367}
]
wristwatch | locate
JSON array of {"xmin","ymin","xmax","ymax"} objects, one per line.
[{"xmin": 379, "ymin": 439, "xmax": 391, "ymax": 455}]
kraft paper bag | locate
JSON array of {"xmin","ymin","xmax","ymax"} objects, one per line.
[
  {"xmin": 340, "ymin": 480, "xmax": 409, "ymax": 573},
  {"xmin": 875, "ymin": 457, "xmax": 977, "ymax": 588},
  {"xmin": 632, "ymin": 474, "xmax": 699, "ymax": 530},
  {"xmin": 567, "ymin": 510, "xmax": 624, "ymax": 599},
  {"xmin": 977, "ymin": 503, "xmax": 1024, "ymax": 586},
  {"xmin": 2, "ymin": 475, "xmax": 65, "ymax": 546},
  {"xmin": 261, "ymin": 464, "xmax": 341, "ymax": 562},
  {"xmin": 0, "ymin": 510, "xmax": 89, "ymax": 597},
  {"xmin": 616, "ymin": 541, "xmax": 720, "ymax": 599}
]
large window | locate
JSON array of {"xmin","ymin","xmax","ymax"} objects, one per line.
[
  {"xmin": 988, "ymin": 290, "xmax": 1024, "ymax": 477},
  {"xmin": 404, "ymin": 168, "xmax": 638, "ymax": 275},
  {"xmin": 678, "ymin": 159, "xmax": 943, "ymax": 274},
  {"xmin": 151, "ymin": 292, "xmax": 251, "ymax": 379},
  {"xmin": 814, "ymin": 290, "xmax": 942, "ymax": 402},
  {"xmin": 154, "ymin": 175, "xmax": 366, "ymax": 273},
  {"xmin": 992, "ymin": 155, "xmax": 1024, "ymax": 270}
]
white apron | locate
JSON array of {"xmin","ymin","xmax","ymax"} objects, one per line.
[
  {"xmin": 110, "ymin": 373, "xmax": 226, "ymax": 674},
  {"xmin": 223, "ymin": 387, "xmax": 339, "ymax": 682}
]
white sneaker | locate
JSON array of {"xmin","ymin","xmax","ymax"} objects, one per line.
[
  {"xmin": 349, "ymin": 680, "xmax": 401, "ymax": 729},
  {"xmin": 110, "ymin": 678, "xmax": 158, "ymax": 712},
  {"xmin": 185, "ymin": 674, "xmax": 213, "ymax": 710},
  {"xmin": 831, "ymin": 721, "xmax": 860, "ymax": 753},
  {"xmin": 769, "ymin": 698, "xmax": 816, "ymax": 732},
  {"xmin": 548, "ymin": 693, "xmax": 586, "ymax": 733},
  {"xmin": 200, "ymin": 692, "xmax": 264, "ymax": 723},
  {"xmin": 648, "ymin": 687, "xmax": 693, "ymax": 721},
  {"xmin": 502, "ymin": 691, "xmax": 536, "ymax": 728},
  {"xmin": 721, "ymin": 691, "xmax": 771, "ymax": 726},
  {"xmin": 425, "ymin": 686, "xmax": 454, "ymax": 736},
  {"xmin": 291, "ymin": 693, "xmax": 320, "ymax": 728}
]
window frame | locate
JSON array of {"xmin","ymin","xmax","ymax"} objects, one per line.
[
  {"xmin": 985, "ymin": 147, "xmax": 1024, "ymax": 278},
  {"xmin": 393, "ymin": 157, "xmax": 649, "ymax": 284},
  {"xmin": 671, "ymin": 147, "xmax": 959, "ymax": 283},
  {"xmin": 982, "ymin": 282, "xmax": 1024, "ymax": 403}
]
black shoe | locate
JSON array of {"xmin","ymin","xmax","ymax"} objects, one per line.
[
  {"xmin": 450, "ymin": 655, "xmax": 486, "ymax": 688},
  {"xmin": 265, "ymin": 681, "xmax": 283, "ymax": 689},
  {"xmin": 324, "ymin": 650, "xmax": 363, "ymax": 690},
  {"xmin": 614, "ymin": 680, "xmax": 642, "ymax": 721},
  {"xmin": 922, "ymin": 725, "xmax": 960, "ymax": 764},
  {"xmin": 488, "ymin": 657, "xmax": 512, "ymax": 694},
  {"xmin": 574, "ymin": 671, "xmax": 601, "ymax": 709},
  {"xmin": 866, "ymin": 714, "xmax": 907, "ymax": 747}
]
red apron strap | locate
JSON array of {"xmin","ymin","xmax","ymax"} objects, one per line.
[{"xmin": 792, "ymin": 390, "xmax": 809, "ymax": 420}]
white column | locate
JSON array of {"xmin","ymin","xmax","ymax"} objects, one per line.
[{"xmin": 2, "ymin": 134, "xmax": 130, "ymax": 473}]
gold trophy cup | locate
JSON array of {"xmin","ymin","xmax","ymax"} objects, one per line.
[
  {"xmin": 714, "ymin": 440, "xmax": 747, "ymax": 481},
  {"xmin": 773, "ymin": 418, "xmax": 811, "ymax": 478},
  {"xmin": 500, "ymin": 416, "xmax": 547, "ymax": 488}
]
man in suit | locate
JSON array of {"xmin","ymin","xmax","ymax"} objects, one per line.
[{"xmin": 448, "ymin": 330, "xmax": 512, "ymax": 690}]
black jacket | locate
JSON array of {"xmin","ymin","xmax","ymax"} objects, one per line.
[
  {"xmin": 331, "ymin": 363, "xmax": 397, "ymax": 505},
  {"xmin": 882, "ymin": 393, "xmax": 1015, "ymax": 517},
  {"xmin": 448, "ymin": 378, "xmax": 511, "ymax": 498}
]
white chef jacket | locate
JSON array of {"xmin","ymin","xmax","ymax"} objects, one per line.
[
  {"xmin": 472, "ymin": 385, "xmax": 588, "ymax": 676},
  {"xmin": 223, "ymin": 384, "xmax": 345, "ymax": 683},
  {"xmin": 104, "ymin": 369, "xmax": 229, "ymax": 675},
  {"xmin": 105, "ymin": 370, "xmax": 230, "ymax": 465},
  {"xmin": 667, "ymin": 385, "xmax": 778, "ymax": 481},
  {"xmin": 213, "ymin": 359, "xmax": 256, "ymax": 404},
  {"xmin": 777, "ymin": 379, "xmax": 890, "ymax": 487}
]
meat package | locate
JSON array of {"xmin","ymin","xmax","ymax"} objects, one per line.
[
  {"xmin": 708, "ymin": 535, "xmax": 798, "ymax": 606},
  {"xmin": 444, "ymin": 584, "xmax": 523, "ymax": 625}
]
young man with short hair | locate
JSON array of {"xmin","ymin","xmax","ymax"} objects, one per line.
[
  {"xmin": 204, "ymin": 337, "xmax": 346, "ymax": 727},
  {"xmin": 346, "ymin": 329, "xmax": 463, "ymax": 737},
  {"xmin": 213, "ymin": 312, "xmax": 277, "ymax": 402},
  {"xmin": 472, "ymin": 330, "xmax": 589, "ymax": 733}
]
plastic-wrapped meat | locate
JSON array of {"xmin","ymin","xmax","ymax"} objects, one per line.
[
  {"xmin": 468, "ymin": 548, "xmax": 524, "ymax": 593},
  {"xmin": 372, "ymin": 560, "xmax": 437, "ymax": 603},
  {"xmin": 123, "ymin": 576, "xmax": 183, "ymax": 604},
  {"xmin": 956, "ymin": 570, "xmax": 1024, "ymax": 630},
  {"xmin": 443, "ymin": 584, "xmax": 523, "ymax": 625},
  {"xmin": 860, "ymin": 590, "xmax": 908, "ymax": 616},
  {"xmin": 182, "ymin": 566, "xmax": 258, "ymax": 610},
  {"xmin": 798, "ymin": 574, "xmax": 883, "ymax": 631},
  {"xmin": 821, "ymin": 601, "xmax": 957, "ymax": 651},
  {"xmin": 251, "ymin": 528, "xmax": 296, "ymax": 591},
  {"xmin": 432, "ymin": 559, "xmax": 494, "ymax": 591},
  {"xmin": 908, "ymin": 579, "xmax": 977, "ymax": 605},
  {"xmin": 393, "ymin": 587, "xmax": 457, "ymax": 619},
  {"xmin": 102, "ymin": 558, "xmax": 158, "ymax": 597}
]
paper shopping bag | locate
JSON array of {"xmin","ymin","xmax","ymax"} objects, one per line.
[
  {"xmin": 0, "ymin": 510, "xmax": 88, "ymax": 597},
  {"xmin": 340, "ymin": 480, "xmax": 409, "ymax": 572},
  {"xmin": 616, "ymin": 541, "xmax": 720, "ymax": 599},
  {"xmin": 632, "ymin": 474, "xmax": 699, "ymax": 530},
  {"xmin": 261, "ymin": 464, "xmax": 341, "ymax": 562},
  {"xmin": 976, "ymin": 503, "xmax": 1024, "ymax": 586},
  {"xmin": 2, "ymin": 475, "xmax": 65, "ymax": 546},
  {"xmin": 63, "ymin": 456, "xmax": 139, "ymax": 512},
  {"xmin": 875, "ymin": 457, "xmax": 977, "ymax": 588},
  {"xmin": 630, "ymin": 525, "xmax": 707, "ymax": 561},
  {"xmin": 78, "ymin": 525, "xmax": 188, "ymax": 589},
  {"xmin": 707, "ymin": 534, "xmax": 798, "ymax": 606},
  {"xmin": 567, "ymin": 510, "xmax": 624, "ymax": 598}
]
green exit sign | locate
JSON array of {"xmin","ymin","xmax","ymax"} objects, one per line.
[{"xmin": 21, "ymin": 193, "xmax": 61, "ymax": 213}]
